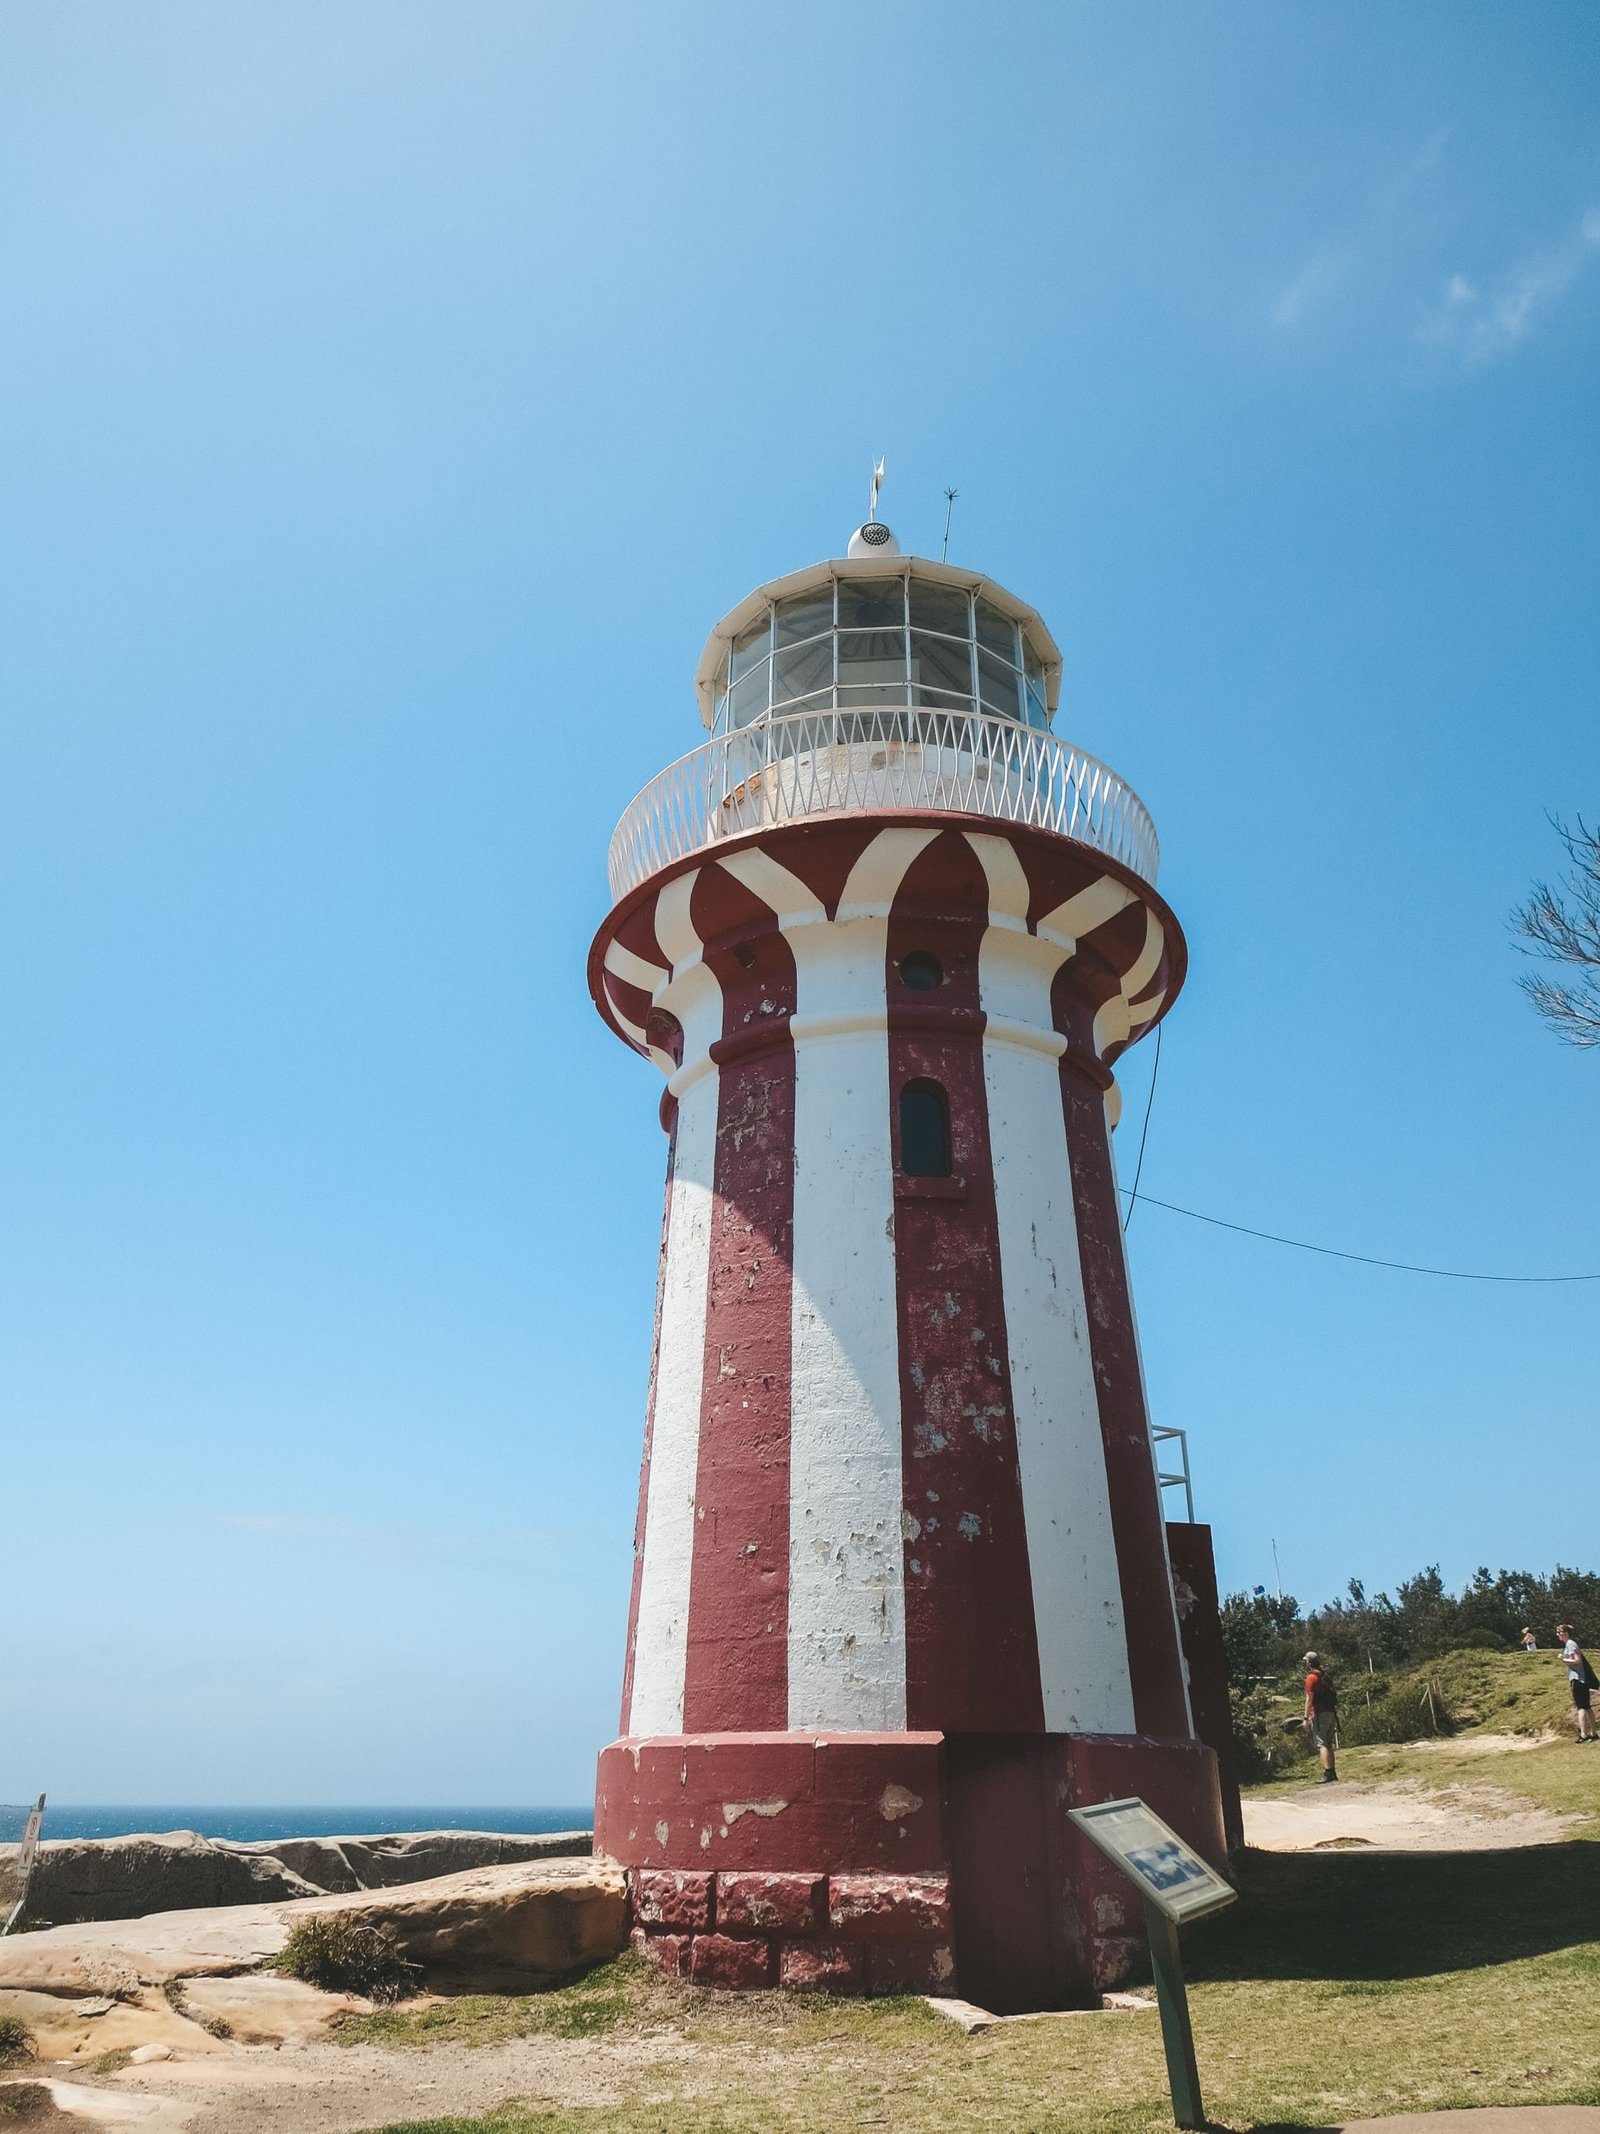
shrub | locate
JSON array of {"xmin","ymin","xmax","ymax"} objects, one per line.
[
  {"xmin": 278, "ymin": 1915, "xmax": 419, "ymax": 2003},
  {"xmin": 0, "ymin": 2017, "xmax": 35, "ymax": 2066},
  {"xmin": 0, "ymin": 2084, "xmax": 53, "ymax": 2119},
  {"xmin": 1339, "ymin": 1682, "xmax": 1455, "ymax": 1747}
]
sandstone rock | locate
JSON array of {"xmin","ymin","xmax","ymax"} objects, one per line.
[
  {"xmin": 293, "ymin": 1856, "xmax": 627, "ymax": 1992},
  {"xmin": 7, "ymin": 1828, "xmax": 592, "ymax": 1926},
  {"xmin": 171, "ymin": 1973, "xmax": 359, "ymax": 2044},
  {"xmin": 0, "ymin": 1856, "xmax": 626, "ymax": 1998},
  {"xmin": 127, "ymin": 2045, "xmax": 171, "ymax": 2065},
  {"xmin": 17, "ymin": 1832, "xmax": 319, "ymax": 1925},
  {"xmin": 0, "ymin": 1987, "xmax": 219, "ymax": 2067}
]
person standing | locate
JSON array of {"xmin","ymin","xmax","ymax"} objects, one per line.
[
  {"xmin": 1556, "ymin": 1625, "xmax": 1597, "ymax": 1743},
  {"xmin": 1303, "ymin": 1651, "xmax": 1339, "ymax": 1782},
  {"xmin": 1521, "ymin": 1627, "xmax": 1538, "ymax": 1654}
]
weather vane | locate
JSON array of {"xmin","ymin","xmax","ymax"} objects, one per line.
[{"xmin": 867, "ymin": 455, "xmax": 885, "ymax": 522}]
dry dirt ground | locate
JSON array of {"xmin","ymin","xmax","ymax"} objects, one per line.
[{"xmin": 1242, "ymin": 1775, "xmax": 1577, "ymax": 1852}]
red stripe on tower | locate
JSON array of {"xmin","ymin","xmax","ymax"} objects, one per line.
[
  {"xmin": 886, "ymin": 830, "xmax": 1044, "ymax": 1732},
  {"xmin": 680, "ymin": 865, "xmax": 799, "ymax": 1731}
]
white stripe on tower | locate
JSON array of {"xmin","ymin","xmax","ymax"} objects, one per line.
[
  {"xmin": 966, "ymin": 833, "xmax": 1138, "ymax": 1733},
  {"xmin": 720, "ymin": 829, "xmax": 934, "ymax": 1731},
  {"xmin": 625, "ymin": 870, "xmax": 723, "ymax": 1738}
]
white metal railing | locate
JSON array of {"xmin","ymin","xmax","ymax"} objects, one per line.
[
  {"xmin": 1152, "ymin": 1426, "xmax": 1194, "ymax": 1525},
  {"xmin": 606, "ymin": 706, "xmax": 1160, "ymax": 902}
]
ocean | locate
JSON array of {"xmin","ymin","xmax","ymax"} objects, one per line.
[{"xmin": 21, "ymin": 1807, "xmax": 592, "ymax": 1844}]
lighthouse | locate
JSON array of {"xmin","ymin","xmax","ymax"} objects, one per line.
[{"xmin": 589, "ymin": 506, "xmax": 1228, "ymax": 2012}]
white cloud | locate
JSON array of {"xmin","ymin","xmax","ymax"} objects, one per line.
[{"xmin": 1421, "ymin": 207, "xmax": 1600, "ymax": 365}]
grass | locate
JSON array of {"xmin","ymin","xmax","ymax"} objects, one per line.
[
  {"xmin": 347, "ymin": 1839, "xmax": 1600, "ymax": 2134},
  {"xmin": 341, "ymin": 1953, "xmax": 658, "ymax": 2047},
  {"xmin": 1246, "ymin": 1644, "xmax": 1600, "ymax": 1821}
]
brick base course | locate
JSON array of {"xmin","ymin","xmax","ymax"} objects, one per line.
[{"xmin": 629, "ymin": 1868, "xmax": 949, "ymax": 1998}]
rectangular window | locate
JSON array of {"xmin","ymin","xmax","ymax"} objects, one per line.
[
  {"xmin": 730, "ymin": 614, "xmax": 772, "ymax": 681},
  {"xmin": 909, "ymin": 582, "xmax": 971, "ymax": 637},
  {"xmin": 838, "ymin": 578, "xmax": 906, "ymax": 631},
  {"xmin": 774, "ymin": 636, "xmax": 834, "ymax": 704},
  {"xmin": 774, "ymin": 588, "xmax": 834, "ymax": 646},
  {"xmin": 729, "ymin": 658, "xmax": 771, "ymax": 725},
  {"xmin": 977, "ymin": 648, "xmax": 1021, "ymax": 719},
  {"xmin": 975, "ymin": 597, "xmax": 1018, "ymax": 661},
  {"xmin": 837, "ymin": 627, "xmax": 908, "ymax": 697},
  {"xmin": 909, "ymin": 630, "xmax": 974, "ymax": 704}
]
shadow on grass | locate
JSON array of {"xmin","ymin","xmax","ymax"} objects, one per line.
[{"xmin": 1190, "ymin": 1840, "xmax": 1600, "ymax": 1983}]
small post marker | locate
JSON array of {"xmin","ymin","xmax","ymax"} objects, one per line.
[{"xmin": 1068, "ymin": 1797, "xmax": 1235, "ymax": 2130}]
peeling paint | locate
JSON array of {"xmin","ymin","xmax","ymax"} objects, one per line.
[{"xmin": 722, "ymin": 1798, "xmax": 789, "ymax": 1823}]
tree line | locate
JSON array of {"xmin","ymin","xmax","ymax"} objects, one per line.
[{"xmin": 1220, "ymin": 1563, "xmax": 1600, "ymax": 1689}]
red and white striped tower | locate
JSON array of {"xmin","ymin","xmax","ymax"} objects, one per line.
[{"xmin": 590, "ymin": 515, "xmax": 1226, "ymax": 2012}]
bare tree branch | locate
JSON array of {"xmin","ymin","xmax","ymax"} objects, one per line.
[{"xmin": 1511, "ymin": 814, "xmax": 1600, "ymax": 1047}]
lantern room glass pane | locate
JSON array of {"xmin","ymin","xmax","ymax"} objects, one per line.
[
  {"xmin": 730, "ymin": 658, "xmax": 771, "ymax": 725},
  {"xmin": 909, "ymin": 582, "xmax": 971, "ymax": 637},
  {"xmin": 838, "ymin": 578, "xmax": 906, "ymax": 630},
  {"xmin": 730, "ymin": 613, "xmax": 772, "ymax": 681},
  {"xmin": 909, "ymin": 630, "xmax": 974, "ymax": 704},
  {"xmin": 774, "ymin": 636, "xmax": 834, "ymax": 704},
  {"xmin": 838, "ymin": 627, "xmax": 907, "ymax": 682},
  {"xmin": 975, "ymin": 598, "xmax": 1018, "ymax": 661},
  {"xmin": 774, "ymin": 588, "xmax": 834, "ymax": 646},
  {"xmin": 977, "ymin": 647, "xmax": 1021, "ymax": 719}
]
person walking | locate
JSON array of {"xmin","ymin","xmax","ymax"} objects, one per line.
[
  {"xmin": 1521, "ymin": 1627, "xmax": 1538, "ymax": 1654},
  {"xmin": 1556, "ymin": 1624, "xmax": 1597, "ymax": 1743},
  {"xmin": 1303, "ymin": 1651, "xmax": 1339, "ymax": 1782}
]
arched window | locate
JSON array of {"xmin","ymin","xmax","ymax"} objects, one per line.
[{"xmin": 900, "ymin": 1079, "xmax": 952, "ymax": 1178}]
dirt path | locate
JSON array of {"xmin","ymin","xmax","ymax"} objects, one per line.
[
  {"xmin": 1243, "ymin": 1778, "xmax": 1578, "ymax": 1852},
  {"xmin": 12, "ymin": 2030, "xmax": 784, "ymax": 2133}
]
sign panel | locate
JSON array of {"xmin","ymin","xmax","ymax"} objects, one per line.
[{"xmin": 1068, "ymin": 1797, "xmax": 1235, "ymax": 1924}]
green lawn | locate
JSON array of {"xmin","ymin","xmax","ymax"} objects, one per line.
[{"xmin": 350, "ymin": 1835, "xmax": 1600, "ymax": 2134}]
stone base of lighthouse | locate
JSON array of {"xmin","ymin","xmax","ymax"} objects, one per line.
[{"xmin": 597, "ymin": 1728, "xmax": 1224, "ymax": 2010}]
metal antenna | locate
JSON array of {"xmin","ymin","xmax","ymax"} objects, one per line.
[
  {"xmin": 868, "ymin": 456, "xmax": 886, "ymax": 522},
  {"xmin": 941, "ymin": 486, "xmax": 958, "ymax": 561}
]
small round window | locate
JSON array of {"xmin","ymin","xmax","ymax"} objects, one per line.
[{"xmin": 900, "ymin": 951, "xmax": 943, "ymax": 992}]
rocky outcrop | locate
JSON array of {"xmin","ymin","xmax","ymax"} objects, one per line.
[
  {"xmin": 7, "ymin": 1827, "xmax": 591, "ymax": 1925},
  {"xmin": 0, "ymin": 1855, "xmax": 628, "ymax": 2013}
]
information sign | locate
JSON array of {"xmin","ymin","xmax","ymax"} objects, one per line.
[
  {"xmin": 1068, "ymin": 1796, "xmax": 1235, "ymax": 2130},
  {"xmin": 1068, "ymin": 1797, "xmax": 1236, "ymax": 1924}
]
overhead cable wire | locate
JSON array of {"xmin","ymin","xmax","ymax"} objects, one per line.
[
  {"xmin": 1120, "ymin": 1021, "xmax": 1161, "ymax": 1234},
  {"xmin": 1116, "ymin": 1188, "xmax": 1600, "ymax": 1283}
]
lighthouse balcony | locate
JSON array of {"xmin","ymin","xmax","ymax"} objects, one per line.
[{"xmin": 606, "ymin": 702, "xmax": 1160, "ymax": 904}]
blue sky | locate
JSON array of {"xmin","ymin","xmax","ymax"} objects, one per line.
[{"xmin": 1, "ymin": 2, "xmax": 1595, "ymax": 1804}]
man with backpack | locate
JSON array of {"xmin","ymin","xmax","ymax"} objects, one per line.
[
  {"xmin": 1555, "ymin": 1624, "xmax": 1597, "ymax": 1743},
  {"xmin": 1303, "ymin": 1651, "xmax": 1339, "ymax": 1782}
]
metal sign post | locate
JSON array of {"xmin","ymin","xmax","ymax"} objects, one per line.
[{"xmin": 1068, "ymin": 1797, "xmax": 1236, "ymax": 2131}]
